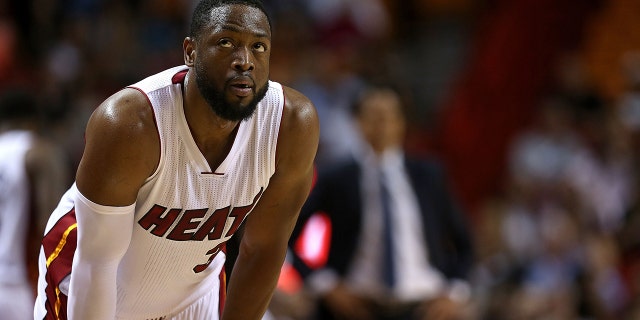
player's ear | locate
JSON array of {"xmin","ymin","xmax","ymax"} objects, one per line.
[{"xmin": 183, "ymin": 37, "xmax": 196, "ymax": 66}]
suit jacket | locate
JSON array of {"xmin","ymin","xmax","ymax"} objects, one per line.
[{"xmin": 290, "ymin": 155, "xmax": 474, "ymax": 284}]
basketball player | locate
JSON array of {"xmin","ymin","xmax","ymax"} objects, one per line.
[
  {"xmin": 0, "ymin": 90, "xmax": 70, "ymax": 320},
  {"xmin": 33, "ymin": 0, "xmax": 319, "ymax": 319}
]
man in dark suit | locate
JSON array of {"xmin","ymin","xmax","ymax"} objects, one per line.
[{"xmin": 289, "ymin": 85, "xmax": 475, "ymax": 320}]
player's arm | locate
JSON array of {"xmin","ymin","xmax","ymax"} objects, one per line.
[
  {"xmin": 68, "ymin": 88, "xmax": 159, "ymax": 320},
  {"xmin": 221, "ymin": 87, "xmax": 319, "ymax": 320}
]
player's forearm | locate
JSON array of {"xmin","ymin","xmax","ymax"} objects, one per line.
[
  {"xmin": 68, "ymin": 189, "xmax": 135, "ymax": 319},
  {"xmin": 222, "ymin": 241, "xmax": 287, "ymax": 320},
  {"xmin": 68, "ymin": 259, "xmax": 121, "ymax": 319}
]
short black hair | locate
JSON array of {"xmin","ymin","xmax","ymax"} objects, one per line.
[{"xmin": 189, "ymin": 0, "xmax": 271, "ymax": 39}]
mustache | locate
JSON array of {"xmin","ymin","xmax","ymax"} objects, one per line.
[{"xmin": 227, "ymin": 75, "xmax": 255, "ymax": 88}]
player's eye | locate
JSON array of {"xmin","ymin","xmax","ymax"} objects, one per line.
[
  {"xmin": 218, "ymin": 39, "xmax": 233, "ymax": 48},
  {"xmin": 254, "ymin": 43, "xmax": 267, "ymax": 53}
]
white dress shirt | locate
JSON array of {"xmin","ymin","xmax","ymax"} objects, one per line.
[{"xmin": 345, "ymin": 144, "xmax": 446, "ymax": 302}]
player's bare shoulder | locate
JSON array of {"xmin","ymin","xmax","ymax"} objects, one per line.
[
  {"xmin": 77, "ymin": 87, "xmax": 160, "ymax": 203},
  {"xmin": 276, "ymin": 86, "xmax": 319, "ymax": 170},
  {"xmin": 281, "ymin": 86, "xmax": 319, "ymax": 137},
  {"xmin": 90, "ymin": 87, "xmax": 159, "ymax": 159},
  {"xmin": 88, "ymin": 88, "xmax": 156, "ymax": 136},
  {"xmin": 85, "ymin": 88, "xmax": 159, "ymax": 157}
]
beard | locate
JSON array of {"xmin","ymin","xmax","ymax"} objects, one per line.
[{"xmin": 194, "ymin": 65, "xmax": 269, "ymax": 122}]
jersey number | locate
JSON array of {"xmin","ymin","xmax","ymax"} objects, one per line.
[{"xmin": 193, "ymin": 243, "xmax": 224, "ymax": 273}]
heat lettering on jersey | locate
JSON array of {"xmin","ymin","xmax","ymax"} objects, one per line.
[{"xmin": 137, "ymin": 188, "xmax": 264, "ymax": 242}]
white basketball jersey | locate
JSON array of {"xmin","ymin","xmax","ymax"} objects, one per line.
[
  {"xmin": 0, "ymin": 130, "xmax": 33, "ymax": 285},
  {"xmin": 35, "ymin": 65, "xmax": 284, "ymax": 319}
]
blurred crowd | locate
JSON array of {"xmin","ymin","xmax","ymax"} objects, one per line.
[
  {"xmin": 1, "ymin": 0, "xmax": 640, "ymax": 319},
  {"xmin": 474, "ymin": 52, "xmax": 640, "ymax": 319}
]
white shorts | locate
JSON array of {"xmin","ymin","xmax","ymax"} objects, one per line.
[
  {"xmin": 37, "ymin": 274, "xmax": 222, "ymax": 320},
  {"xmin": 164, "ymin": 286, "xmax": 220, "ymax": 320}
]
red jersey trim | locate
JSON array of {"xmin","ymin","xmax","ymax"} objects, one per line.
[
  {"xmin": 218, "ymin": 243, "xmax": 228, "ymax": 317},
  {"xmin": 126, "ymin": 86, "xmax": 161, "ymax": 175},
  {"xmin": 41, "ymin": 208, "xmax": 78, "ymax": 320},
  {"xmin": 172, "ymin": 70, "xmax": 188, "ymax": 84}
]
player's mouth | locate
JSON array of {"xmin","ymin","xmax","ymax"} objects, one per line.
[{"xmin": 228, "ymin": 78, "xmax": 254, "ymax": 97}]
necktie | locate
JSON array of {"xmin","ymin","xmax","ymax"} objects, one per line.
[{"xmin": 379, "ymin": 169, "xmax": 395, "ymax": 288}]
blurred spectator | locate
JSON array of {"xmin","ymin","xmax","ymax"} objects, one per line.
[
  {"xmin": 617, "ymin": 147, "xmax": 640, "ymax": 319},
  {"xmin": 289, "ymin": 85, "xmax": 474, "ymax": 320},
  {"xmin": 496, "ymin": 96, "xmax": 584, "ymax": 265},
  {"xmin": 474, "ymin": 83, "xmax": 634, "ymax": 318},
  {"xmin": 290, "ymin": 0, "xmax": 391, "ymax": 167},
  {"xmin": 507, "ymin": 95, "xmax": 585, "ymax": 201},
  {"xmin": 617, "ymin": 51, "xmax": 640, "ymax": 133},
  {"xmin": 0, "ymin": 89, "xmax": 70, "ymax": 319},
  {"xmin": 293, "ymin": 52, "xmax": 365, "ymax": 167},
  {"xmin": 564, "ymin": 105, "xmax": 635, "ymax": 234}
]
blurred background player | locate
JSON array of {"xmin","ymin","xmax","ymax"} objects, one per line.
[{"xmin": 0, "ymin": 89, "xmax": 70, "ymax": 320}]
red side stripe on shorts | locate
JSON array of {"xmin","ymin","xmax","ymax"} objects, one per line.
[
  {"xmin": 218, "ymin": 243, "xmax": 227, "ymax": 317},
  {"xmin": 41, "ymin": 208, "xmax": 77, "ymax": 320}
]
